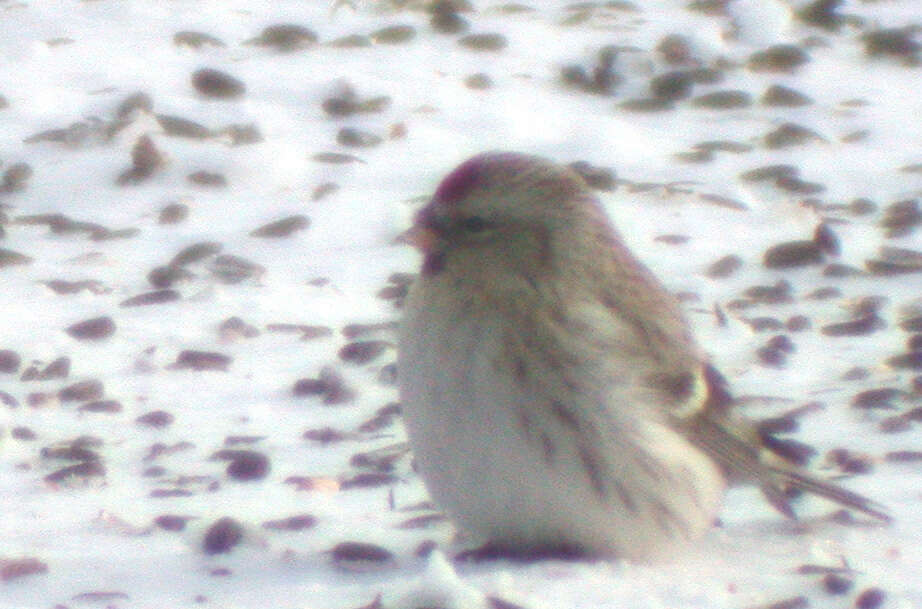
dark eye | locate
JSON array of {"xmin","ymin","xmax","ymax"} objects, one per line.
[{"xmin": 460, "ymin": 216, "xmax": 488, "ymax": 233}]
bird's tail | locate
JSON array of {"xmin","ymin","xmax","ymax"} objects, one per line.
[
  {"xmin": 762, "ymin": 461, "xmax": 891, "ymax": 522},
  {"xmin": 682, "ymin": 405, "xmax": 891, "ymax": 523}
]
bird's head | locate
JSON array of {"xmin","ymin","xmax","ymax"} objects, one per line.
[{"xmin": 402, "ymin": 151, "xmax": 599, "ymax": 281}]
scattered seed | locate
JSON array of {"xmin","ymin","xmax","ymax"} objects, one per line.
[
  {"xmin": 821, "ymin": 315, "xmax": 885, "ymax": 337},
  {"xmin": 59, "ymin": 379, "xmax": 104, "ymax": 402},
  {"xmin": 116, "ymin": 135, "xmax": 164, "ymax": 185},
  {"xmin": 823, "ymin": 263, "xmax": 862, "ymax": 277},
  {"xmin": 293, "ymin": 366, "xmax": 355, "ymax": 404},
  {"xmin": 71, "ymin": 592, "xmax": 130, "ymax": 603},
  {"xmin": 748, "ymin": 317, "xmax": 784, "ymax": 332},
  {"xmin": 0, "ymin": 349, "xmax": 21, "ymax": 373},
  {"xmin": 340, "ymin": 472, "xmax": 397, "ymax": 489},
  {"xmin": 765, "ymin": 123, "xmax": 826, "ymax": 149},
  {"xmin": 312, "ymin": 152, "xmax": 364, "ymax": 164},
  {"xmin": 691, "ymin": 90, "xmax": 752, "ymax": 109},
  {"xmin": 41, "ymin": 279, "xmax": 108, "ymax": 295},
  {"xmin": 41, "ymin": 443, "xmax": 100, "ymax": 462},
  {"xmin": 150, "ymin": 488, "xmax": 194, "ymax": 498},
  {"xmin": 192, "ymin": 68, "xmax": 246, "ymax": 99},
  {"xmin": 213, "ymin": 450, "xmax": 269, "ymax": 481},
  {"xmin": 79, "ymin": 400, "xmax": 122, "ymax": 413},
  {"xmin": 203, "ymin": 517, "xmax": 243, "ymax": 554},
  {"xmin": 187, "ymin": 170, "xmax": 227, "ymax": 187},
  {"xmin": 136, "ymin": 410, "xmax": 174, "ymax": 428},
  {"xmin": 45, "ymin": 460, "xmax": 106, "ymax": 484},
  {"xmin": 748, "ymin": 44, "xmax": 810, "ymax": 72},
  {"xmin": 171, "ymin": 350, "xmax": 232, "ymax": 372},
  {"xmin": 262, "ymin": 515, "xmax": 316, "ymax": 531},
  {"xmin": 27, "ymin": 392, "xmax": 56, "ymax": 408},
  {"xmin": 173, "ymin": 31, "xmax": 226, "ymax": 49},
  {"xmin": 120, "ymin": 289, "xmax": 181, "ymax": 307},
  {"xmin": 312, "ymin": 182, "xmax": 339, "ymax": 201},
  {"xmin": 66, "ymin": 316, "xmax": 116, "ymax": 340},
  {"xmin": 10, "ymin": 427, "xmax": 38, "ymax": 442},
  {"xmin": 465, "ymin": 73, "xmax": 493, "ymax": 89},
  {"xmin": 650, "ymin": 71, "xmax": 694, "ymax": 101},
  {"xmin": 706, "ymin": 254, "xmax": 743, "ymax": 278},
  {"xmin": 154, "ymin": 515, "xmax": 192, "ymax": 531},
  {"xmin": 370, "ymin": 25, "xmax": 416, "ymax": 45},
  {"xmin": 219, "ymin": 317, "xmax": 260, "ymax": 340},
  {"xmin": 2, "ymin": 162, "xmax": 32, "ymax": 191},
  {"xmin": 329, "ymin": 34, "xmax": 372, "ymax": 48},
  {"xmin": 842, "ymin": 367, "xmax": 869, "ymax": 381},
  {"xmin": 210, "ymin": 254, "xmax": 265, "ymax": 284},
  {"xmin": 879, "ymin": 415, "xmax": 911, "ymax": 433},
  {"xmin": 764, "ymin": 241, "xmax": 824, "ymax": 268},
  {"xmin": 698, "ymin": 193, "xmax": 748, "ymax": 210},
  {"xmin": 762, "ymin": 84, "xmax": 813, "ymax": 107},
  {"xmin": 357, "ymin": 410, "xmax": 397, "ymax": 433},
  {"xmin": 568, "ymin": 161, "xmax": 617, "ymax": 191},
  {"xmin": 114, "ymin": 91, "xmax": 153, "ymax": 118},
  {"xmin": 694, "ymin": 140, "xmax": 752, "ymax": 153},
  {"xmin": 757, "ymin": 345, "xmax": 787, "ymax": 367},
  {"xmin": 39, "ymin": 357, "xmax": 71, "ymax": 380},
  {"xmin": 147, "ymin": 265, "xmax": 193, "ymax": 288},
  {"xmin": 266, "ymin": 323, "xmax": 332, "ymax": 339},
  {"xmin": 740, "ymin": 164, "xmax": 798, "ymax": 182},
  {"xmin": 618, "ymin": 97, "xmax": 675, "ymax": 112},
  {"xmin": 0, "ymin": 247, "xmax": 33, "ymax": 268},
  {"xmin": 863, "ymin": 28, "xmax": 920, "ymax": 59},
  {"xmin": 880, "ymin": 199, "xmax": 920, "ymax": 238},
  {"xmin": 339, "ymin": 340, "xmax": 390, "ymax": 364},
  {"xmin": 885, "ymin": 450, "xmax": 922, "ymax": 462},
  {"xmin": 336, "ymin": 127, "xmax": 382, "ymax": 148},
  {"xmin": 302, "ymin": 427, "xmax": 348, "ymax": 444},
  {"xmin": 760, "ymin": 596, "xmax": 808, "ymax": 609},
  {"xmin": 822, "ymin": 573, "xmax": 854, "ymax": 595},
  {"xmin": 430, "ymin": 1, "xmax": 469, "ymax": 34},
  {"xmin": 155, "ymin": 114, "xmax": 211, "ymax": 139},
  {"xmin": 223, "ymin": 122, "xmax": 263, "ymax": 145},
  {"xmin": 170, "ymin": 241, "xmax": 223, "ymax": 266},
  {"xmin": 245, "ymin": 24, "xmax": 317, "ymax": 51},
  {"xmin": 341, "ymin": 322, "xmax": 395, "ymax": 339},
  {"xmin": 331, "ymin": 541, "xmax": 395, "ymax": 570},
  {"xmin": 657, "ymin": 33, "xmax": 695, "ymax": 62},
  {"xmin": 396, "ymin": 514, "xmax": 447, "ymax": 529},
  {"xmin": 250, "ymin": 215, "xmax": 310, "ymax": 238},
  {"xmin": 488, "ymin": 597, "xmax": 529, "ymax": 609},
  {"xmin": 826, "ymin": 448, "xmax": 873, "ymax": 474},
  {"xmin": 459, "ymin": 33, "xmax": 507, "ymax": 51},
  {"xmin": 854, "ymin": 587, "xmax": 886, "ymax": 609},
  {"xmin": 1, "ymin": 558, "xmax": 48, "ymax": 582},
  {"xmin": 886, "ymin": 351, "xmax": 922, "ymax": 370}
]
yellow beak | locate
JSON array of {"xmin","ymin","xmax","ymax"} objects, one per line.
[{"xmin": 397, "ymin": 225, "xmax": 438, "ymax": 252}]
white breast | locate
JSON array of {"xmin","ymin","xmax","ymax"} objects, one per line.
[{"xmin": 398, "ymin": 280, "xmax": 725, "ymax": 560}]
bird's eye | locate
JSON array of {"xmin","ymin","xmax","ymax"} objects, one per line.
[{"xmin": 461, "ymin": 216, "xmax": 489, "ymax": 233}]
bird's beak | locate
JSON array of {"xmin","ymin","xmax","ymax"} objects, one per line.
[{"xmin": 397, "ymin": 224, "xmax": 438, "ymax": 252}]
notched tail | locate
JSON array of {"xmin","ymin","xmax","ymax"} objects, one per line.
[
  {"xmin": 683, "ymin": 405, "xmax": 891, "ymax": 524},
  {"xmin": 765, "ymin": 464, "xmax": 891, "ymax": 523}
]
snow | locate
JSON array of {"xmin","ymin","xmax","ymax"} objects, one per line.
[{"xmin": 1, "ymin": 1, "xmax": 921, "ymax": 608}]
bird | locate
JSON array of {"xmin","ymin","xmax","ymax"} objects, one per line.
[{"xmin": 397, "ymin": 151, "xmax": 889, "ymax": 561}]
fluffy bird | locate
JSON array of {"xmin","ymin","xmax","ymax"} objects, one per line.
[{"xmin": 398, "ymin": 151, "xmax": 888, "ymax": 561}]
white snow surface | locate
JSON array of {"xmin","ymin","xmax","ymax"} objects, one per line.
[{"xmin": 1, "ymin": 1, "xmax": 921, "ymax": 608}]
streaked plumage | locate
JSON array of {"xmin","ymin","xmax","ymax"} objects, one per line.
[{"xmin": 398, "ymin": 151, "xmax": 888, "ymax": 561}]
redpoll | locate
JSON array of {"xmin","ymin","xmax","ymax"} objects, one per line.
[{"xmin": 398, "ymin": 151, "xmax": 888, "ymax": 561}]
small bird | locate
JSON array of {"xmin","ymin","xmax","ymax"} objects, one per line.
[{"xmin": 397, "ymin": 151, "xmax": 889, "ymax": 561}]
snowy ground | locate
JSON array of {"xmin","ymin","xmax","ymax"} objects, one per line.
[{"xmin": 1, "ymin": 1, "xmax": 921, "ymax": 608}]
